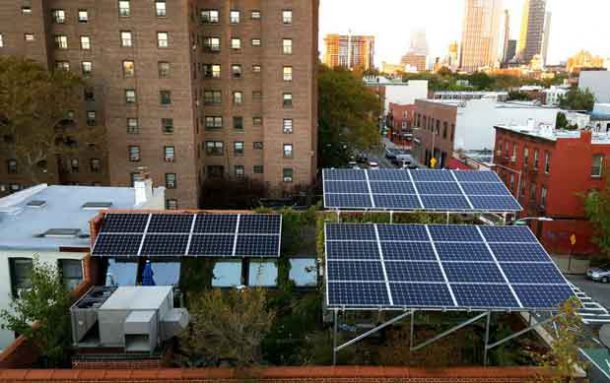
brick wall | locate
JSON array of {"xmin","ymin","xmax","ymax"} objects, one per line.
[{"xmin": 0, "ymin": 366, "xmax": 561, "ymax": 382}]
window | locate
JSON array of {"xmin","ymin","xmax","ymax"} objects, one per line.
[
  {"xmin": 78, "ymin": 9, "xmax": 88, "ymax": 22},
  {"xmin": 251, "ymin": 10, "xmax": 261, "ymax": 19},
  {"xmin": 523, "ymin": 147, "xmax": 529, "ymax": 167},
  {"xmin": 442, "ymin": 122, "xmax": 448, "ymax": 139},
  {"xmin": 122, "ymin": 60, "xmax": 135, "ymax": 77},
  {"xmin": 234, "ymin": 166, "xmax": 245, "ymax": 178},
  {"xmin": 204, "ymin": 64, "xmax": 221, "ymax": 78},
  {"xmin": 21, "ymin": 6, "xmax": 32, "ymax": 15},
  {"xmin": 55, "ymin": 35, "xmax": 68, "ymax": 49},
  {"xmin": 533, "ymin": 149, "xmax": 539, "ymax": 170},
  {"xmin": 120, "ymin": 31, "xmax": 132, "ymax": 47},
  {"xmin": 233, "ymin": 116, "xmax": 243, "ymax": 130},
  {"xmin": 529, "ymin": 183, "xmax": 537, "ymax": 200},
  {"xmin": 160, "ymin": 90, "xmax": 172, "ymax": 105},
  {"xmin": 253, "ymin": 165, "xmax": 264, "ymax": 174},
  {"xmin": 158, "ymin": 62, "xmax": 170, "ymax": 78},
  {"xmin": 509, "ymin": 174, "xmax": 515, "ymax": 191},
  {"xmin": 207, "ymin": 165, "xmax": 224, "ymax": 178},
  {"xmin": 248, "ymin": 260, "xmax": 277, "ymax": 287},
  {"xmin": 511, "ymin": 145, "xmax": 517, "ymax": 163},
  {"xmin": 58, "ymin": 259, "xmax": 83, "ymax": 290},
  {"xmin": 166, "ymin": 199, "xmax": 178, "ymax": 210},
  {"xmin": 129, "ymin": 146, "xmax": 140, "ymax": 161},
  {"xmin": 540, "ymin": 186, "xmax": 547, "ymax": 207},
  {"xmin": 7, "ymin": 159, "xmax": 17, "ymax": 174},
  {"xmin": 70, "ymin": 159, "xmax": 80, "ymax": 172},
  {"xmin": 591, "ymin": 154, "xmax": 604, "ymax": 177},
  {"xmin": 86, "ymin": 111, "xmax": 97, "ymax": 126},
  {"xmin": 81, "ymin": 61, "xmax": 92, "ymax": 76},
  {"xmin": 283, "ymin": 93, "xmax": 293, "ymax": 107},
  {"xmin": 205, "ymin": 141, "xmax": 224, "ymax": 155},
  {"xmin": 201, "ymin": 10, "xmax": 219, "ymax": 24},
  {"xmin": 0, "ymin": 34, "xmax": 3, "ymax": 48},
  {"xmin": 282, "ymin": 38, "xmax": 292, "ymax": 54},
  {"xmin": 282, "ymin": 10, "xmax": 293, "ymax": 24},
  {"xmin": 234, "ymin": 141, "xmax": 244, "ymax": 155},
  {"xmin": 253, "ymin": 117, "xmax": 262, "ymax": 127},
  {"xmin": 231, "ymin": 64, "xmax": 242, "ymax": 78},
  {"xmin": 230, "ymin": 10, "xmax": 240, "ymax": 24},
  {"xmin": 203, "ymin": 90, "xmax": 221, "ymax": 105},
  {"xmin": 127, "ymin": 118, "xmax": 139, "ymax": 134},
  {"xmin": 161, "ymin": 118, "xmax": 174, "ymax": 134},
  {"xmin": 21, "ymin": 33, "xmax": 32, "ymax": 41},
  {"xmin": 231, "ymin": 38, "xmax": 241, "ymax": 50},
  {"xmin": 155, "ymin": 1, "xmax": 167, "ymax": 17},
  {"xmin": 84, "ymin": 87, "xmax": 94, "ymax": 100},
  {"xmin": 252, "ymin": 64, "xmax": 261, "ymax": 73},
  {"xmin": 211, "ymin": 261, "xmax": 241, "ymax": 287},
  {"xmin": 165, "ymin": 173, "xmax": 177, "ymax": 188},
  {"xmin": 205, "ymin": 116, "xmax": 223, "ymax": 129},
  {"xmin": 164, "ymin": 146, "xmax": 175, "ymax": 162},
  {"xmin": 289, "ymin": 258, "xmax": 317, "ymax": 287},
  {"xmin": 544, "ymin": 152, "xmax": 550, "ymax": 174},
  {"xmin": 251, "ymin": 38, "xmax": 261, "ymax": 47},
  {"xmin": 80, "ymin": 36, "xmax": 91, "ymax": 50},
  {"xmin": 90, "ymin": 158, "xmax": 100, "ymax": 172},
  {"xmin": 283, "ymin": 66, "xmax": 293, "ymax": 81},
  {"xmin": 118, "ymin": 1, "xmax": 131, "ymax": 17},
  {"xmin": 283, "ymin": 168, "xmax": 294, "ymax": 183},
  {"xmin": 253, "ymin": 142, "xmax": 263, "ymax": 150},
  {"xmin": 52, "ymin": 9, "xmax": 65, "ymax": 23},
  {"xmin": 233, "ymin": 91, "xmax": 243, "ymax": 105},
  {"xmin": 283, "ymin": 144, "xmax": 293, "ymax": 158},
  {"xmin": 204, "ymin": 37, "xmax": 220, "ymax": 52},
  {"xmin": 56, "ymin": 61, "xmax": 70, "ymax": 71},
  {"xmin": 283, "ymin": 119, "xmax": 293, "ymax": 134},
  {"xmin": 157, "ymin": 32, "xmax": 168, "ymax": 48},
  {"xmin": 125, "ymin": 89, "xmax": 137, "ymax": 104},
  {"xmin": 9, "ymin": 258, "xmax": 33, "ymax": 297}
]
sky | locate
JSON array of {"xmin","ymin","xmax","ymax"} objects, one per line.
[{"xmin": 319, "ymin": 0, "xmax": 610, "ymax": 67}]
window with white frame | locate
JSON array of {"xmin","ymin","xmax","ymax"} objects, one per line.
[
  {"xmin": 283, "ymin": 144, "xmax": 293, "ymax": 158},
  {"xmin": 125, "ymin": 89, "xmax": 137, "ymax": 104},
  {"xmin": 283, "ymin": 168, "xmax": 293, "ymax": 182},
  {"xmin": 251, "ymin": 38, "xmax": 261, "ymax": 47},
  {"xmin": 251, "ymin": 10, "xmax": 261, "ymax": 19},
  {"xmin": 201, "ymin": 9, "xmax": 219, "ymax": 23},
  {"xmin": 204, "ymin": 64, "xmax": 221, "ymax": 78},
  {"xmin": 128, "ymin": 146, "xmax": 140, "ymax": 161},
  {"xmin": 283, "ymin": 66, "xmax": 293, "ymax": 81},
  {"xmin": 233, "ymin": 91, "xmax": 243, "ymax": 105},
  {"xmin": 282, "ymin": 10, "xmax": 293, "ymax": 24},
  {"xmin": 127, "ymin": 118, "xmax": 139, "ymax": 134},
  {"xmin": 204, "ymin": 37, "xmax": 220, "ymax": 52},
  {"xmin": 165, "ymin": 173, "xmax": 177, "ymax": 188},
  {"xmin": 164, "ymin": 146, "xmax": 175, "ymax": 162},
  {"xmin": 78, "ymin": 9, "xmax": 88, "ymax": 22},
  {"xmin": 155, "ymin": 1, "xmax": 167, "ymax": 17},
  {"xmin": 120, "ymin": 31, "xmax": 132, "ymax": 47},
  {"xmin": 122, "ymin": 60, "xmax": 135, "ymax": 77},
  {"xmin": 234, "ymin": 166, "xmax": 245, "ymax": 178},
  {"xmin": 234, "ymin": 141, "xmax": 244, "ymax": 155},
  {"xmin": 230, "ymin": 10, "xmax": 240, "ymax": 24},
  {"xmin": 24, "ymin": 33, "xmax": 35, "ymax": 42},
  {"xmin": 282, "ymin": 38, "xmax": 292, "ymax": 54},
  {"xmin": 56, "ymin": 61, "xmax": 70, "ymax": 71},
  {"xmin": 118, "ymin": 1, "xmax": 131, "ymax": 17},
  {"xmin": 80, "ymin": 36, "xmax": 91, "ymax": 50},
  {"xmin": 205, "ymin": 141, "xmax": 224, "ymax": 155},
  {"xmin": 591, "ymin": 154, "xmax": 604, "ymax": 177},
  {"xmin": 55, "ymin": 35, "xmax": 68, "ymax": 49},
  {"xmin": 205, "ymin": 116, "xmax": 223, "ymax": 129},
  {"xmin": 283, "ymin": 119, "xmax": 293, "ymax": 134},
  {"xmin": 52, "ymin": 9, "xmax": 65, "ymax": 23},
  {"xmin": 231, "ymin": 38, "xmax": 241, "ymax": 50},
  {"xmin": 157, "ymin": 32, "xmax": 168, "ymax": 48},
  {"xmin": 81, "ymin": 61, "xmax": 92, "ymax": 76},
  {"xmin": 282, "ymin": 93, "xmax": 293, "ymax": 107}
]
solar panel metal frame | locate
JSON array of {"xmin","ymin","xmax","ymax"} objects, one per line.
[
  {"xmin": 92, "ymin": 213, "xmax": 282, "ymax": 258},
  {"xmin": 322, "ymin": 169, "xmax": 521, "ymax": 213},
  {"xmin": 325, "ymin": 223, "xmax": 574, "ymax": 312}
]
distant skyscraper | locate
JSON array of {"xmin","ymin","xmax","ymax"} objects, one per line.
[
  {"xmin": 459, "ymin": 0, "xmax": 503, "ymax": 72},
  {"xmin": 408, "ymin": 29, "xmax": 429, "ymax": 56},
  {"xmin": 517, "ymin": 0, "xmax": 547, "ymax": 63},
  {"xmin": 400, "ymin": 53, "xmax": 427, "ymax": 72},
  {"xmin": 448, "ymin": 41, "xmax": 459, "ymax": 68},
  {"xmin": 541, "ymin": 11, "xmax": 552, "ymax": 66},
  {"xmin": 324, "ymin": 34, "xmax": 375, "ymax": 70},
  {"xmin": 505, "ymin": 40, "xmax": 517, "ymax": 63},
  {"xmin": 502, "ymin": 10, "xmax": 511, "ymax": 63}
]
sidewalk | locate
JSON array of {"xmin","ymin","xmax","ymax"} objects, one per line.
[{"xmin": 551, "ymin": 254, "xmax": 590, "ymax": 274}]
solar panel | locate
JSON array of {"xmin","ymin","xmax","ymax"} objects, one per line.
[
  {"xmin": 322, "ymin": 169, "xmax": 522, "ymax": 212},
  {"xmin": 325, "ymin": 223, "xmax": 574, "ymax": 311},
  {"xmin": 92, "ymin": 213, "xmax": 281, "ymax": 258}
]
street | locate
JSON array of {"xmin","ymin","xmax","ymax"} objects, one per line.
[{"xmin": 567, "ymin": 274, "xmax": 610, "ymax": 309}]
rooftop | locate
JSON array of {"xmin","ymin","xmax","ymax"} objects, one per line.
[
  {"xmin": 421, "ymin": 98, "xmax": 558, "ymax": 110},
  {"xmin": 495, "ymin": 124, "xmax": 610, "ymax": 145},
  {"xmin": 0, "ymin": 184, "xmax": 162, "ymax": 251},
  {"xmin": 100, "ymin": 286, "xmax": 172, "ymax": 311}
]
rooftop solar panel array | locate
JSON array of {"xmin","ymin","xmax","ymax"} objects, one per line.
[
  {"xmin": 325, "ymin": 223, "xmax": 573, "ymax": 311},
  {"xmin": 92, "ymin": 213, "xmax": 281, "ymax": 257},
  {"xmin": 322, "ymin": 169, "xmax": 521, "ymax": 212}
]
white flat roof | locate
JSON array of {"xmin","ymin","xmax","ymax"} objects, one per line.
[
  {"xmin": 495, "ymin": 125, "xmax": 610, "ymax": 145},
  {"xmin": 101, "ymin": 286, "xmax": 172, "ymax": 311}
]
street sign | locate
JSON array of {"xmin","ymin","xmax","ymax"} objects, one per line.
[{"xmin": 580, "ymin": 348, "xmax": 610, "ymax": 380}]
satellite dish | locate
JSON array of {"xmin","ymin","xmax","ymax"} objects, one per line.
[{"xmin": 600, "ymin": 324, "xmax": 610, "ymax": 349}]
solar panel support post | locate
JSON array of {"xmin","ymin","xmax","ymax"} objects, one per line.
[
  {"xmin": 410, "ymin": 310, "xmax": 415, "ymax": 351},
  {"xmin": 332, "ymin": 309, "xmax": 338, "ymax": 365},
  {"xmin": 485, "ymin": 312, "xmax": 563, "ymax": 353},
  {"xmin": 446, "ymin": 212, "xmax": 450, "ymax": 224},
  {"xmin": 410, "ymin": 312, "xmax": 489, "ymax": 352},
  {"xmin": 390, "ymin": 211, "xmax": 394, "ymax": 224},
  {"xmin": 483, "ymin": 311, "xmax": 491, "ymax": 366}
]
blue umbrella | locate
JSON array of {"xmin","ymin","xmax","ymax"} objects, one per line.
[{"xmin": 142, "ymin": 260, "xmax": 155, "ymax": 286}]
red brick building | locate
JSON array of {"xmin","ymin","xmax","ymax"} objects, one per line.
[
  {"xmin": 494, "ymin": 125, "xmax": 610, "ymax": 255},
  {"xmin": 387, "ymin": 103, "xmax": 415, "ymax": 146}
]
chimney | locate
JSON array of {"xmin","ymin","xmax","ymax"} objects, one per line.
[{"xmin": 134, "ymin": 167, "xmax": 153, "ymax": 206}]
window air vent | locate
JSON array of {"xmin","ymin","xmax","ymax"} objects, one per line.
[
  {"xmin": 42, "ymin": 228, "xmax": 81, "ymax": 238},
  {"xmin": 82, "ymin": 202, "xmax": 113, "ymax": 210},
  {"xmin": 26, "ymin": 200, "xmax": 47, "ymax": 208}
]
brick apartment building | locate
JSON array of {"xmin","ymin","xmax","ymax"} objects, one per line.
[
  {"xmin": 0, "ymin": 0, "xmax": 319, "ymax": 208},
  {"xmin": 494, "ymin": 125, "xmax": 610, "ymax": 255}
]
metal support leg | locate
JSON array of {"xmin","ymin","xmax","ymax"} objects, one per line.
[
  {"xmin": 486, "ymin": 313, "xmax": 562, "ymax": 352},
  {"xmin": 332, "ymin": 310, "xmax": 338, "ymax": 365},
  {"xmin": 411, "ymin": 312, "xmax": 488, "ymax": 352},
  {"xmin": 390, "ymin": 211, "xmax": 394, "ymax": 224},
  {"xmin": 483, "ymin": 312, "xmax": 491, "ymax": 366},
  {"xmin": 334, "ymin": 310, "xmax": 412, "ymax": 353},
  {"xmin": 446, "ymin": 212, "xmax": 450, "ymax": 224},
  {"xmin": 502, "ymin": 213, "xmax": 507, "ymax": 225},
  {"xmin": 410, "ymin": 310, "xmax": 415, "ymax": 351}
]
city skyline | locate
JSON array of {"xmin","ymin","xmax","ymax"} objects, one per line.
[{"xmin": 319, "ymin": 0, "xmax": 610, "ymax": 67}]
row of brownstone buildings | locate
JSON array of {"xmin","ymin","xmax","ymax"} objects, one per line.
[{"xmin": 0, "ymin": 0, "xmax": 319, "ymax": 208}]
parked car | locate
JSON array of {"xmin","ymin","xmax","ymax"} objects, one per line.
[
  {"xmin": 368, "ymin": 161, "xmax": 380, "ymax": 170},
  {"xmin": 586, "ymin": 264, "xmax": 610, "ymax": 283}
]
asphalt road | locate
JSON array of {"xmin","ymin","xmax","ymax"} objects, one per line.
[{"xmin": 567, "ymin": 274, "xmax": 610, "ymax": 309}]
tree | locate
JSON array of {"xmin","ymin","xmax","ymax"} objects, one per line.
[
  {"xmin": 584, "ymin": 178, "xmax": 610, "ymax": 258},
  {"xmin": 507, "ymin": 90, "xmax": 532, "ymax": 101},
  {"xmin": 0, "ymin": 56, "xmax": 105, "ymax": 183},
  {"xmin": 179, "ymin": 288, "xmax": 275, "ymax": 367},
  {"xmin": 558, "ymin": 88, "xmax": 595, "ymax": 111},
  {"xmin": 555, "ymin": 112, "xmax": 578, "ymax": 130},
  {"xmin": 318, "ymin": 65, "xmax": 382, "ymax": 167},
  {"xmin": 0, "ymin": 257, "xmax": 72, "ymax": 367}
]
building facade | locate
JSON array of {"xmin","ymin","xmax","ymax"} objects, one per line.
[
  {"xmin": 494, "ymin": 126, "xmax": 610, "ymax": 255},
  {"xmin": 400, "ymin": 53, "xmax": 427, "ymax": 72},
  {"xmin": 517, "ymin": 0, "xmax": 547, "ymax": 64},
  {"xmin": 323, "ymin": 34, "xmax": 374, "ymax": 71},
  {"xmin": 0, "ymin": 0, "xmax": 319, "ymax": 208},
  {"xmin": 459, "ymin": 0, "xmax": 503, "ymax": 72}
]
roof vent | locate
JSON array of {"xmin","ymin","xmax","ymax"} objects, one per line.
[
  {"xmin": 82, "ymin": 202, "xmax": 113, "ymax": 210},
  {"xmin": 42, "ymin": 228, "xmax": 81, "ymax": 238},
  {"xmin": 26, "ymin": 200, "xmax": 47, "ymax": 208}
]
